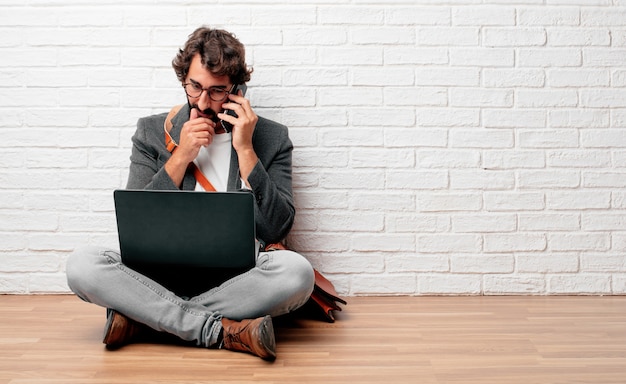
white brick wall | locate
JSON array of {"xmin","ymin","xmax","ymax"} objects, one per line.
[{"xmin": 1, "ymin": 1, "xmax": 626, "ymax": 296}]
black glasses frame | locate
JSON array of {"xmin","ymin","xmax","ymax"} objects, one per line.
[{"xmin": 182, "ymin": 83, "xmax": 235, "ymax": 102}]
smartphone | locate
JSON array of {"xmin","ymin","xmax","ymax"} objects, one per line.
[{"xmin": 221, "ymin": 83, "xmax": 248, "ymax": 132}]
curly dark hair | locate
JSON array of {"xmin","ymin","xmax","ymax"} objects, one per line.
[{"xmin": 172, "ymin": 27, "xmax": 252, "ymax": 85}]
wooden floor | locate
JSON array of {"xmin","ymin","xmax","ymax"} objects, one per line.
[{"xmin": 1, "ymin": 295, "xmax": 626, "ymax": 384}]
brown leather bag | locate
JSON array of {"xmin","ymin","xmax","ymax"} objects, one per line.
[
  {"xmin": 163, "ymin": 106, "xmax": 346, "ymax": 322},
  {"xmin": 265, "ymin": 243, "xmax": 346, "ymax": 322}
]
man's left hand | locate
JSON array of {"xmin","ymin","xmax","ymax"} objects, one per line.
[{"xmin": 219, "ymin": 91, "xmax": 258, "ymax": 154}]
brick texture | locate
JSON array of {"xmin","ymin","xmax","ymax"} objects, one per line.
[{"xmin": 1, "ymin": 1, "xmax": 626, "ymax": 295}]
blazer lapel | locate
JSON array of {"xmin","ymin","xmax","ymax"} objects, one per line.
[{"xmin": 168, "ymin": 104, "xmax": 197, "ymax": 191}]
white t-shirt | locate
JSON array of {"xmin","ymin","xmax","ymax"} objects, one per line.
[{"xmin": 193, "ymin": 132, "xmax": 232, "ymax": 192}]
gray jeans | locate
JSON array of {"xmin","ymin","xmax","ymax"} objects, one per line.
[{"xmin": 66, "ymin": 246, "xmax": 315, "ymax": 348}]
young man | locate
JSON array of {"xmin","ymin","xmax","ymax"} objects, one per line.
[{"xmin": 66, "ymin": 27, "xmax": 315, "ymax": 361}]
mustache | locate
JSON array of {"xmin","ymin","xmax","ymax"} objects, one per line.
[{"xmin": 189, "ymin": 103, "xmax": 220, "ymax": 124}]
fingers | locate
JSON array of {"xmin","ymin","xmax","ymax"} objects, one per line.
[
  {"xmin": 175, "ymin": 113, "xmax": 216, "ymax": 163},
  {"xmin": 218, "ymin": 95, "xmax": 258, "ymax": 154},
  {"xmin": 219, "ymin": 94, "xmax": 257, "ymax": 128},
  {"xmin": 185, "ymin": 118, "xmax": 215, "ymax": 145},
  {"xmin": 225, "ymin": 92, "xmax": 249, "ymax": 112}
]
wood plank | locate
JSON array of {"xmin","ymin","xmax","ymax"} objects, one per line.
[{"xmin": 0, "ymin": 295, "xmax": 625, "ymax": 383}]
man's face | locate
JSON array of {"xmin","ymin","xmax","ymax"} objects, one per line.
[{"xmin": 183, "ymin": 53, "xmax": 232, "ymax": 123}]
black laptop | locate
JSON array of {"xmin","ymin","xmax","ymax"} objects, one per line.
[{"xmin": 114, "ymin": 190, "xmax": 258, "ymax": 280}]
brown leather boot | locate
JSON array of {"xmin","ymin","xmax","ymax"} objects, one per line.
[
  {"xmin": 102, "ymin": 310, "xmax": 145, "ymax": 349},
  {"xmin": 221, "ymin": 315, "xmax": 276, "ymax": 361}
]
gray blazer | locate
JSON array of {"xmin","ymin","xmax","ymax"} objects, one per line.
[{"xmin": 126, "ymin": 103, "xmax": 295, "ymax": 244}]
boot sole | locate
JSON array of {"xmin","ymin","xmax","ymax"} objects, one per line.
[{"xmin": 259, "ymin": 315, "xmax": 277, "ymax": 361}]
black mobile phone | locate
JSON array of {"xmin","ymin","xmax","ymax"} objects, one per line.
[{"xmin": 221, "ymin": 83, "xmax": 248, "ymax": 132}]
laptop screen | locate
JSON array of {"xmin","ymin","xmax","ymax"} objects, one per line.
[{"xmin": 114, "ymin": 190, "xmax": 257, "ymax": 270}]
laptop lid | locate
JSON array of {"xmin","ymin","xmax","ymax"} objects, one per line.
[{"xmin": 113, "ymin": 189, "xmax": 257, "ymax": 270}]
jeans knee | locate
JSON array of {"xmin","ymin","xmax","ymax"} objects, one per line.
[
  {"xmin": 298, "ymin": 256, "xmax": 315, "ymax": 295},
  {"xmin": 65, "ymin": 246, "xmax": 111, "ymax": 299},
  {"xmin": 282, "ymin": 251, "xmax": 315, "ymax": 300}
]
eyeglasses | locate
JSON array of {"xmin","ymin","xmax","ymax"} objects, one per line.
[{"xmin": 182, "ymin": 83, "xmax": 234, "ymax": 102}]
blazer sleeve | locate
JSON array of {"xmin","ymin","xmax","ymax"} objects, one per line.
[
  {"xmin": 126, "ymin": 114, "xmax": 180, "ymax": 191},
  {"xmin": 248, "ymin": 121, "xmax": 296, "ymax": 244}
]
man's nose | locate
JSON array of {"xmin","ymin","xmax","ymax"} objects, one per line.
[{"xmin": 197, "ymin": 90, "xmax": 211, "ymax": 110}]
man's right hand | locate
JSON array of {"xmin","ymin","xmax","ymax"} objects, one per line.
[
  {"xmin": 176, "ymin": 108, "xmax": 217, "ymax": 164},
  {"xmin": 165, "ymin": 108, "xmax": 217, "ymax": 188}
]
